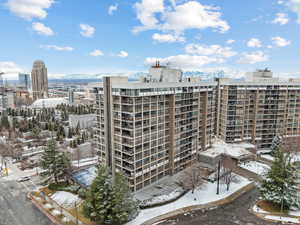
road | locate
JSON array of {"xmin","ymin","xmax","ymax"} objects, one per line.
[
  {"xmin": 0, "ymin": 160, "xmax": 53, "ymax": 225},
  {"xmin": 159, "ymin": 188, "xmax": 278, "ymax": 225}
]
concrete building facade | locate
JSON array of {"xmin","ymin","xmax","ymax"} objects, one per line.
[
  {"xmin": 94, "ymin": 67, "xmax": 300, "ymax": 191},
  {"xmin": 31, "ymin": 60, "xmax": 48, "ymax": 100}
]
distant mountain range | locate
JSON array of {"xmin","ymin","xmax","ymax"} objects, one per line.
[{"xmin": 48, "ymin": 71, "xmax": 226, "ymax": 81}]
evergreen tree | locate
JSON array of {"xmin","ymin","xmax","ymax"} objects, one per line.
[
  {"xmin": 0, "ymin": 115, "xmax": 10, "ymax": 131},
  {"xmin": 271, "ymin": 135, "xmax": 282, "ymax": 156},
  {"xmin": 260, "ymin": 148, "xmax": 300, "ymax": 210},
  {"xmin": 82, "ymin": 166, "xmax": 138, "ymax": 225},
  {"xmin": 40, "ymin": 139, "xmax": 71, "ymax": 184}
]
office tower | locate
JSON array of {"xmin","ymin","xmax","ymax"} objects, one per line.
[
  {"xmin": 94, "ymin": 66, "xmax": 300, "ymax": 191},
  {"xmin": 18, "ymin": 73, "xmax": 30, "ymax": 90},
  {"xmin": 68, "ymin": 88, "xmax": 75, "ymax": 104},
  {"xmin": 31, "ymin": 60, "xmax": 48, "ymax": 100}
]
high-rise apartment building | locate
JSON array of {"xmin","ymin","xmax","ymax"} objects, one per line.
[
  {"xmin": 31, "ymin": 60, "xmax": 48, "ymax": 100},
  {"xmin": 18, "ymin": 73, "xmax": 30, "ymax": 90},
  {"xmin": 94, "ymin": 66, "xmax": 300, "ymax": 191}
]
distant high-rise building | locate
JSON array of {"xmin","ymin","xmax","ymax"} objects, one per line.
[
  {"xmin": 68, "ymin": 88, "xmax": 74, "ymax": 104},
  {"xmin": 31, "ymin": 60, "xmax": 48, "ymax": 100},
  {"xmin": 18, "ymin": 73, "xmax": 30, "ymax": 90}
]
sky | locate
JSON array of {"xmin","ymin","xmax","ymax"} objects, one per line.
[{"xmin": 1, "ymin": 0, "xmax": 300, "ymax": 79}]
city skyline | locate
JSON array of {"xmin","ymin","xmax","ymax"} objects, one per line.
[{"xmin": 1, "ymin": 0, "xmax": 300, "ymax": 79}]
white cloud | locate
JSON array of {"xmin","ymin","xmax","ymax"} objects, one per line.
[
  {"xmin": 145, "ymin": 55, "xmax": 224, "ymax": 69},
  {"xmin": 134, "ymin": 0, "xmax": 164, "ymax": 32},
  {"xmin": 152, "ymin": 33, "xmax": 184, "ymax": 43},
  {"xmin": 287, "ymin": 0, "xmax": 300, "ymax": 23},
  {"xmin": 185, "ymin": 44, "xmax": 236, "ymax": 58},
  {"xmin": 108, "ymin": 4, "xmax": 118, "ymax": 15},
  {"xmin": 271, "ymin": 36, "xmax": 291, "ymax": 47},
  {"xmin": 238, "ymin": 51, "xmax": 269, "ymax": 64},
  {"xmin": 118, "ymin": 51, "xmax": 129, "ymax": 58},
  {"xmin": 247, "ymin": 38, "xmax": 262, "ymax": 48},
  {"xmin": 226, "ymin": 39, "xmax": 235, "ymax": 44},
  {"xmin": 0, "ymin": 61, "xmax": 23, "ymax": 74},
  {"xmin": 80, "ymin": 24, "xmax": 95, "ymax": 38},
  {"xmin": 89, "ymin": 49, "xmax": 104, "ymax": 57},
  {"xmin": 133, "ymin": 0, "xmax": 229, "ymax": 35},
  {"xmin": 272, "ymin": 13, "xmax": 289, "ymax": 25},
  {"xmin": 32, "ymin": 22, "xmax": 54, "ymax": 36},
  {"xmin": 40, "ymin": 45, "xmax": 74, "ymax": 51},
  {"xmin": 6, "ymin": 0, "xmax": 54, "ymax": 20}
]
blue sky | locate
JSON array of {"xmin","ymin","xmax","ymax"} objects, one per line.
[{"xmin": 1, "ymin": 0, "xmax": 300, "ymax": 78}]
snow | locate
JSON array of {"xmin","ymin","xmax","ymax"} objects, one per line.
[
  {"xmin": 62, "ymin": 217, "xmax": 70, "ymax": 222},
  {"xmin": 260, "ymin": 154, "xmax": 274, "ymax": 161},
  {"xmin": 51, "ymin": 209, "xmax": 61, "ymax": 216},
  {"xmin": 200, "ymin": 138, "xmax": 254, "ymax": 160},
  {"xmin": 291, "ymin": 153, "xmax": 300, "ymax": 163},
  {"xmin": 140, "ymin": 189, "xmax": 183, "ymax": 207},
  {"xmin": 126, "ymin": 175, "xmax": 251, "ymax": 225},
  {"xmin": 252, "ymin": 205, "xmax": 269, "ymax": 214},
  {"xmin": 31, "ymin": 98, "xmax": 69, "ymax": 109},
  {"xmin": 289, "ymin": 210, "xmax": 300, "ymax": 217},
  {"xmin": 240, "ymin": 161, "xmax": 270, "ymax": 176},
  {"xmin": 71, "ymin": 157, "xmax": 98, "ymax": 168},
  {"xmin": 50, "ymin": 191, "xmax": 81, "ymax": 209},
  {"xmin": 264, "ymin": 215, "xmax": 300, "ymax": 223},
  {"xmin": 44, "ymin": 203, "xmax": 53, "ymax": 209}
]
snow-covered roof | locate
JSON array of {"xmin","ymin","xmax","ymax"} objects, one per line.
[
  {"xmin": 31, "ymin": 98, "xmax": 68, "ymax": 108},
  {"xmin": 200, "ymin": 138, "xmax": 254, "ymax": 159}
]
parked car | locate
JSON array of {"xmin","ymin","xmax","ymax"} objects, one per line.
[{"xmin": 17, "ymin": 176, "xmax": 30, "ymax": 182}]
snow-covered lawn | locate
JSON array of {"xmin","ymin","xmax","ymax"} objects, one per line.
[
  {"xmin": 50, "ymin": 191, "xmax": 82, "ymax": 209},
  {"xmin": 126, "ymin": 175, "xmax": 251, "ymax": 225},
  {"xmin": 240, "ymin": 161, "xmax": 270, "ymax": 176},
  {"xmin": 264, "ymin": 215, "xmax": 300, "ymax": 223}
]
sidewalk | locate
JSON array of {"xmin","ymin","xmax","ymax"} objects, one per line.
[
  {"xmin": 251, "ymin": 203, "xmax": 300, "ymax": 224},
  {"xmin": 142, "ymin": 182, "xmax": 255, "ymax": 225}
]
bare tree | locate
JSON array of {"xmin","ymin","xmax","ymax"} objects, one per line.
[
  {"xmin": 220, "ymin": 155, "xmax": 237, "ymax": 191},
  {"xmin": 179, "ymin": 163, "xmax": 208, "ymax": 194}
]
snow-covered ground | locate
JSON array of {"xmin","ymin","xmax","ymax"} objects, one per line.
[
  {"xmin": 71, "ymin": 157, "xmax": 98, "ymax": 168},
  {"xmin": 126, "ymin": 175, "xmax": 251, "ymax": 225},
  {"xmin": 140, "ymin": 189, "xmax": 183, "ymax": 207},
  {"xmin": 50, "ymin": 191, "xmax": 82, "ymax": 209},
  {"xmin": 260, "ymin": 154, "xmax": 274, "ymax": 161},
  {"xmin": 240, "ymin": 161, "xmax": 270, "ymax": 176},
  {"xmin": 264, "ymin": 215, "xmax": 300, "ymax": 223}
]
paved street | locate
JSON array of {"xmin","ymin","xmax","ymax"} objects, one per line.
[
  {"xmin": 160, "ymin": 188, "xmax": 278, "ymax": 225},
  {"xmin": 0, "ymin": 179, "xmax": 53, "ymax": 225}
]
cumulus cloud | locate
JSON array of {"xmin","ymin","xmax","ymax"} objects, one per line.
[
  {"xmin": 238, "ymin": 51, "xmax": 269, "ymax": 64},
  {"xmin": 185, "ymin": 44, "xmax": 237, "ymax": 58},
  {"xmin": 145, "ymin": 55, "xmax": 224, "ymax": 69},
  {"xmin": 32, "ymin": 22, "xmax": 54, "ymax": 36},
  {"xmin": 152, "ymin": 33, "xmax": 185, "ymax": 43},
  {"xmin": 108, "ymin": 4, "xmax": 118, "ymax": 15},
  {"xmin": 6, "ymin": 0, "xmax": 55, "ymax": 20},
  {"xmin": 271, "ymin": 36, "xmax": 291, "ymax": 47},
  {"xmin": 226, "ymin": 39, "xmax": 235, "ymax": 44},
  {"xmin": 118, "ymin": 51, "xmax": 129, "ymax": 58},
  {"xmin": 80, "ymin": 24, "xmax": 95, "ymax": 38},
  {"xmin": 40, "ymin": 45, "xmax": 74, "ymax": 51},
  {"xmin": 89, "ymin": 49, "xmax": 104, "ymax": 56},
  {"xmin": 287, "ymin": 0, "xmax": 300, "ymax": 23},
  {"xmin": 272, "ymin": 13, "xmax": 289, "ymax": 25},
  {"xmin": 247, "ymin": 38, "xmax": 262, "ymax": 48},
  {"xmin": 133, "ymin": 0, "xmax": 229, "ymax": 35},
  {"xmin": 0, "ymin": 61, "xmax": 23, "ymax": 74}
]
